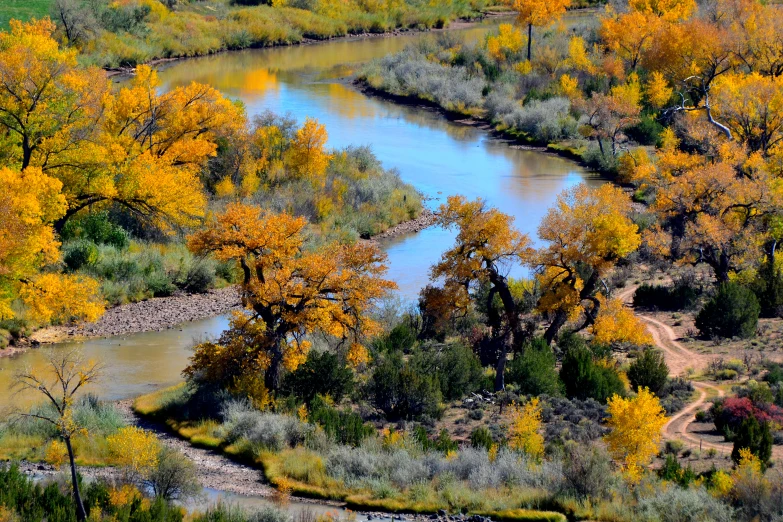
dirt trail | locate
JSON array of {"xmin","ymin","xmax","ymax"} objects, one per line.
[{"xmin": 616, "ymin": 286, "xmax": 728, "ymax": 453}]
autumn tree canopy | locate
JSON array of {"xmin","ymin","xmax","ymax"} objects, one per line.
[
  {"xmin": 186, "ymin": 203, "xmax": 396, "ymax": 391},
  {"xmin": 0, "ymin": 19, "xmax": 242, "ymax": 233},
  {"xmin": 531, "ymin": 183, "xmax": 642, "ymax": 344},
  {"xmin": 507, "ymin": 0, "xmax": 571, "ymax": 61},
  {"xmin": 429, "ymin": 195, "xmax": 532, "ymax": 390},
  {"xmin": 0, "ymin": 166, "xmax": 103, "ymax": 324}
]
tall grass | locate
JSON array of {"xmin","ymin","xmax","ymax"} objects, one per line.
[
  {"xmin": 72, "ymin": 0, "xmax": 492, "ymax": 68},
  {"xmin": 0, "ymin": 395, "xmax": 126, "ymax": 464}
]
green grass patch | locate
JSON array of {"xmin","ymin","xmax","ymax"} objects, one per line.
[{"xmin": 0, "ymin": 0, "xmax": 50, "ymax": 30}]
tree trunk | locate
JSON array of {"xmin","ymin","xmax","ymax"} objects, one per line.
[
  {"xmin": 494, "ymin": 343, "xmax": 509, "ymax": 391},
  {"xmin": 597, "ymin": 137, "xmax": 606, "ymax": 157},
  {"xmin": 527, "ymin": 24, "xmax": 532, "ymax": 62},
  {"xmin": 544, "ymin": 310, "xmax": 568, "ymax": 345},
  {"xmin": 65, "ymin": 437, "xmax": 87, "ymax": 522},
  {"xmin": 264, "ymin": 342, "xmax": 284, "ymax": 392}
]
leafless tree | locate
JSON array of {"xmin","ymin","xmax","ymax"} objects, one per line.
[
  {"xmin": 50, "ymin": 0, "xmax": 99, "ymax": 47},
  {"xmin": 12, "ymin": 349, "xmax": 102, "ymax": 522}
]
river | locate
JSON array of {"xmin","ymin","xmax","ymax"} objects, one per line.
[{"xmin": 1, "ymin": 19, "xmax": 602, "ymax": 408}]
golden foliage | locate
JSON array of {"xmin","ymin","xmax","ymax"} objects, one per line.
[
  {"xmin": 533, "ymin": 184, "xmax": 640, "ymax": 320},
  {"xmin": 0, "ymin": 167, "xmax": 67, "ymax": 319},
  {"xmin": 432, "ymin": 195, "xmax": 532, "ymax": 318},
  {"xmin": 604, "ymin": 387, "xmax": 667, "ymax": 482},
  {"xmin": 508, "ymin": 398, "xmax": 545, "ymax": 460},
  {"xmin": 45, "ymin": 440, "xmax": 68, "ymax": 470},
  {"xmin": 107, "ymin": 426, "xmax": 160, "ymax": 476},
  {"xmin": 712, "ymin": 72, "xmax": 783, "ymax": 155},
  {"xmin": 645, "ymin": 71, "xmax": 673, "ymax": 109},
  {"xmin": 19, "ymin": 273, "xmax": 105, "ymax": 325},
  {"xmin": 509, "ymin": 0, "xmax": 571, "ymax": 29},
  {"xmin": 591, "ymin": 296, "xmax": 653, "ymax": 346},
  {"xmin": 487, "ymin": 24, "xmax": 525, "ymax": 62},
  {"xmin": 186, "ymin": 203, "xmax": 395, "ymax": 389},
  {"xmin": 286, "ymin": 118, "xmax": 332, "ymax": 186}
]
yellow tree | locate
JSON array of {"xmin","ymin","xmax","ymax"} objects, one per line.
[
  {"xmin": 487, "ymin": 24, "xmax": 525, "ymax": 63},
  {"xmin": 508, "ymin": 397, "xmax": 545, "ymax": 460},
  {"xmin": 645, "ymin": 19, "xmax": 735, "ymax": 139},
  {"xmin": 591, "ymin": 296, "xmax": 653, "ymax": 346},
  {"xmin": 507, "ymin": 0, "xmax": 571, "ymax": 61},
  {"xmin": 712, "ymin": 72, "xmax": 783, "ymax": 156},
  {"xmin": 0, "ymin": 20, "xmax": 238, "ymax": 232},
  {"xmin": 0, "ymin": 166, "xmax": 103, "ymax": 323},
  {"xmin": 633, "ymin": 137, "xmax": 777, "ymax": 282},
  {"xmin": 429, "ymin": 196, "xmax": 533, "ymax": 390},
  {"xmin": 107, "ymin": 426, "xmax": 160, "ymax": 480},
  {"xmin": 531, "ymin": 183, "xmax": 641, "ymax": 344},
  {"xmin": 0, "ymin": 19, "xmax": 105, "ymax": 172},
  {"xmin": 285, "ymin": 117, "xmax": 332, "ymax": 187},
  {"xmin": 604, "ymin": 387, "xmax": 667, "ymax": 482},
  {"xmin": 186, "ymin": 203, "xmax": 395, "ymax": 390},
  {"xmin": 599, "ymin": 9, "xmax": 662, "ymax": 72},
  {"xmin": 13, "ymin": 349, "xmax": 102, "ymax": 521}
]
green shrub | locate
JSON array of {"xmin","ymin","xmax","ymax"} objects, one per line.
[
  {"xmin": 659, "ymin": 454, "xmax": 696, "ymax": 487},
  {"xmin": 369, "ymin": 351, "xmax": 442, "ymax": 421},
  {"xmin": 559, "ymin": 345, "xmax": 625, "ymax": 402},
  {"xmin": 309, "ymin": 395, "xmax": 374, "ymax": 446},
  {"xmin": 62, "ymin": 240, "xmax": 99, "ymax": 271},
  {"xmin": 715, "ymin": 369, "xmax": 738, "ymax": 380},
  {"xmin": 696, "ymin": 283, "xmax": 760, "ymax": 339},
  {"xmin": 751, "ymin": 259, "xmax": 783, "ymax": 318},
  {"xmin": 373, "ymin": 319, "xmax": 418, "ymax": 353},
  {"xmin": 146, "ymin": 446, "xmax": 201, "ymax": 501},
  {"xmin": 282, "ymin": 351, "xmax": 354, "ymax": 404},
  {"xmin": 626, "ymin": 114, "xmax": 664, "ymax": 146},
  {"xmin": 731, "ymin": 414, "xmax": 772, "ymax": 468},
  {"xmin": 470, "ymin": 426, "xmax": 494, "ymax": 450},
  {"xmin": 411, "ymin": 342, "xmax": 484, "ymax": 401},
  {"xmin": 506, "ymin": 337, "xmax": 563, "ymax": 397},
  {"xmin": 627, "ymin": 348, "xmax": 669, "ymax": 395},
  {"xmin": 61, "ymin": 211, "xmax": 129, "ymax": 249},
  {"xmin": 559, "ymin": 442, "xmax": 613, "ymax": 500},
  {"xmin": 633, "ymin": 281, "xmax": 700, "ymax": 311}
]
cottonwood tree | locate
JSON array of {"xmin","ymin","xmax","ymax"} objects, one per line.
[
  {"xmin": 13, "ymin": 349, "xmax": 102, "ymax": 522},
  {"xmin": 507, "ymin": 0, "xmax": 571, "ymax": 61},
  {"xmin": 604, "ymin": 387, "xmax": 667, "ymax": 482},
  {"xmin": 530, "ymin": 183, "xmax": 641, "ymax": 344},
  {"xmin": 0, "ymin": 19, "xmax": 105, "ymax": 173},
  {"xmin": 0, "ymin": 166, "xmax": 103, "ymax": 323},
  {"xmin": 186, "ymin": 203, "xmax": 395, "ymax": 391},
  {"xmin": 600, "ymin": 0, "xmax": 695, "ymax": 71},
  {"xmin": 0, "ymin": 20, "xmax": 242, "ymax": 232},
  {"xmin": 428, "ymin": 196, "xmax": 533, "ymax": 390},
  {"xmin": 579, "ymin": 77, "xmax": 643, "ymax": 157},
  {"xmin": 633, "ymin": 134, "xmax": 778, "ymax": 283},
  {"xmin": 712, "ymin": 73, "xmax": 783, "ymax": 156}
]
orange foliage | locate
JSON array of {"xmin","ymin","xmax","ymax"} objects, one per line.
[{"xmin": 186, "ymin": 203, "xmax": 395, "ymax": 390}]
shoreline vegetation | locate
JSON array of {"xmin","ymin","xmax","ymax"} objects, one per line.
[
  {"xmin": 35, "ymin": 0, "xmax": 503, "ymax": 69},
  {"xmin": 131, "ymin": 384, "xmax": 568, "ymax": 522}
]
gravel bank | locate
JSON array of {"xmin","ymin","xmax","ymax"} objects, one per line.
[
  {"xmin": 370, "ymin": 209, "xmax": 438, "ymax": 241},
  {"xmin": 28, "ymin": 287, "xmax": 241, "ymax": 345}
]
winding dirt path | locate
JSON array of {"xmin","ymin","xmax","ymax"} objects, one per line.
[{"xmin": 616, "ymin": 286, "xmax": 728, "ymax": 453}]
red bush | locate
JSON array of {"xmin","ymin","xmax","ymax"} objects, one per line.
[{"xmin": 712, "ymin": 397, "xmax": 783, "ymax": 435}]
